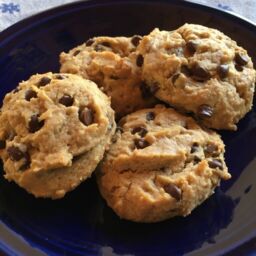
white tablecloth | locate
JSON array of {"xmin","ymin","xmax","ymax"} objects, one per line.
[{"xmin": 0, "ymin": 0, "xmax": 255, "ymax": 31}]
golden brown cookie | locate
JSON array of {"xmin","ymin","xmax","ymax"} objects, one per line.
[
  {"xmin": 60, "ymin": 36, "xmax": 157, "ymax": 118},
  {"xmin": 0, "ymin": 72, "xmax": 116, "ymax": 198},
  {"xmin": 137, "ymin": 24, "xmax": 256, "ymax": 130},
  {"xmin": 97, "ymin": 105, "xmax": 231, "ymax": 222}
]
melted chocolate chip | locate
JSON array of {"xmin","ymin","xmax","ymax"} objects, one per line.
[
  {"xmin": 101, "ymin": 41, "xmax": 111, "ymax": 47},
  {"xmin": 204, "ymin": 143, "xmax": 218, "ymax": 156},
  {"xmin": 191, "ymin": 142, "xmax": 199, "ymax": 153},
  {"xmin": 191, "ymin": 64, "xmax": 210, "ymax": 81},
  {"xmin": 37, "ymin": 77, "xmax": 51, "ymax": 87},
  {"xmin": 235, "ymin": 64, "xmax": 243, "ymax": 72},
  {"xmin": 163, "ymin": 184, "xmax": 182, "ymax": 201},
  {"xmin": 73, "ymin": 50, "xmax": 80, "ymax": 56},
  {"xmin": 198, "ymin": 104, "xmax": 213, "ymax": 118},
  {"xmin": 0, "ymin": 140, "xmax": 6, "ymax": 149},
  {"xmin": 25, "ymin": 89, "xmax": 37, "ymax": 101},
  {"xmin": 217, "ymin": 64, "xmax": 229, "ymax": 79},
  {"xmin": 186, "ymin": 41, "xmax": 197, "ymax": 55},
  {"xmin": 136, "ymin": 54, "xmax": 144, "ymax": 67},
  {"xmin": 134, "ymin": 138, "xmax": 150, "ymax": 149},
  {"xmin": 55, "ymin": 74, "xmax": 66, "ymax": 80},
  {"xmin": 172, "ymin": 73, "xmax": 180, "ymax": 84},
  {"xmin": 146, "ymin": 112, "xmax": 155, "ymax": 121},
  {"xmin": 132, "ymin": 127, "xmax": 148, "ymax": 137},
  {"xmin": 19, "ymin": 152, "xmax": 31, "ymax": 171},
  {"xmin": 79, "ymin": 107, "xmax": 93, "ymax": 126},
  {"xmin": 7, "ymin": 146, "xmax": 25, "ymax": 161},
  {"xmin": 59, "ymin": 94, "xmax": 74, "ymax": 107},
  {"xmin": 180, "ymin": 65, "xmax": 192, "ymax": 76},
  {"xmin": 208, "ymin": 159, "xmax": 223, "ymax": 170},
  {"xmin": 13, "ymin": 88, "xmax": 19, "ymax": 93},
  {"xmin": 86, "ymin": 39, "xmax": 94, "ymax": 46},
  {"xmin": 235, "ymin": 53, "xmax": 249, "ymax": 66},
  {"xmin": 28, "ymin": 114, "xmax": 44, "ymax": 133},
  {"xmin": 131, "ymin": 35, "xmax": 142, "ymax": 46},
  {"xmin": 194, "ymin": 155, "xmax": 201, "ymax": 164}
]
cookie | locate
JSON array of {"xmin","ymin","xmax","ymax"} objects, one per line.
[
  {"xmin": 60, "ymin": 36, "xmax": 157, "ymax": 118},
  {"xmin": 0, "ymin": 72, "xmax": 116, "ymax": 198},
  {"xmin": 137, "ymin": 24, "xmax": 256, "ymax": 130},
  {"xmin": 97, "ymin": 105, "xmax": 231, "ymax": 222}
]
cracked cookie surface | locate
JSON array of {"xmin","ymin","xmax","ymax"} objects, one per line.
[
  {"xmin": 97, "ymin": 105, "xmax": 231, "ymax": 222},
  {"xmin": 137, "ymin": 24, "xmax": 256, "ymax": 130},
  {"xmin": 60, "ymin": 36, "xmax": 157, "ymax": 118},
  {"xmin": 0, "ymin": 72, "xmax": 116, "ymax": 198}
]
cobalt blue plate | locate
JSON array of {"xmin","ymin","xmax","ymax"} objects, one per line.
[{"xmin": 0, "ymin": 0, "xmax": 256, "ymax": 255}]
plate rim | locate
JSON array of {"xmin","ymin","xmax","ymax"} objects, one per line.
[{"xmin": 0, "ymin": 0, "xmax": 256, "ymax": 255}]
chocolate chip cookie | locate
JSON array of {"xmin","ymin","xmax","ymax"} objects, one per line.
[
  {"xmin": 97, "ymin": 105, "xmax": 231, "ymax": 222},
  {"xmin": 60, "ymin": 36, "xmax": 157, "ymax": 118},
  {"xmin": 137, "ymin": 24, "xmax": 256, "ymax": 130},
  {"xmin": 0, "ymin": 72, "xmax": 116, "ymax": 198}
]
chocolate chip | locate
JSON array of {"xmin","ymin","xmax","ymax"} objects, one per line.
[
  {"xmin": 204, "ymin": 143, "xmax": 218, "ymax": 156},
  {"xmin": 86, "ymin": 39, "xmax": 94, "ymax": 46},
  {"xmin": 208, "ymin": 159, "xmax": 223, "ymax": 170},
  {"xmin": 25, "ymin": 90, "xmax": 37, "ymax": 101},
  {"xmin": 55, "ymin": 74, "xmax": 66, "ymax": 80},
  {"xmin": 132, "ymin": 127, "xmax": 148, "ymax": 137},
  {"xmin": 131, "ymin": 35, "xmax": 142, "ymax": 47},
  {"xmin": 163, "ymin": 184, "xmax": 182, "ymax": 201},
  {"xmin": 79, "ymin": 107, "xmax": 93, "ymax": 126},
  {"xmin": 0, "ymin": 140, "xmax": 6, "ymax": 149},
  {"xmin": 134, "ymin": 138, "xmax": 150, "ymax": 149},
  {"xmin": 180, "ymin": 65, "xmax": 192, "ymax": 77},
  {"xmin": 37, "ymin": 77, "xmax": 51, "ymax": 87},
  {"xmin": 101, "ymin": 41, "xmax": 111, "ymax": 47},
  {"xmin": 191, "ymin": 142, "xmax": 199, "ymax": 153},
  {"xmin": 172, "ymin": 73, "xmax": 180, "ymax": 84},
  {"xmin": 198, "ymin": 104, "xmax": 213, "ymax": 118},
  {"xmin": 116, "ymin": 126, "xmax": 123, "ymax": 133},
  {"xmin": 186, "ymin": 41, "xmax": 197, "ymax": 55},
  {"xmin": 146, "ymin": 112, "xmax": 155, "ymax": 121},
  {"xmin": 13, "ymin": 88, "xmax": 19, "ymax": 93},
  {"xmin": 217, "ymin": 64, "xmax": 229, "ymax": 79},
  {"xmin": 7, "ymin": 146, "xmax": 25, "ymax": 161},
  {"xmin": 136, "ymin": 54, "xmax": 144, "ymax": 67},
  {"xmin": 59, "ymin": 94, "xmax": 74, "ymax": 107},
  {"xmin": 191, "ymin": 64, "xmax": 210, "ymax": 81},
  {"xmin": 19, "ymin": 152, "xmax": 31, "ymax": 171},
  {"xmin": 235, "ymin": 53, "xmax": 249, "ymax": 66},
  {"xmin": 28, "ymin": 114, "xmax": 44, "ymax": 133},
  {"xmin": 235, "ymin": 64, "xmax": 243, "ymax": 72},
  {"xmin": 73, "ymin": 50, "xmax": 80, "ymax": 56},
  {"xmin": 194, "ymin": 155, "xmax": 201, "ymax": 164}
]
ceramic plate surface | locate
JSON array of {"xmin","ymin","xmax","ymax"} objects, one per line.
[{"xmin": 0, "ymin": 0, "xmax": 256, "ymax": 255}]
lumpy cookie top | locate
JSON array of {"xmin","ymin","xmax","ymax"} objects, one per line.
[
  {"xmin": 60, "ymin": 36, "xmax": 157, "ymax": 118},
  {"xmin": 0, "ymin": 73, "xmax": 114, "ymax": 174},
  {"xmin": 98, "ymin": 105, "xmax": 231, "ymax": 222},
  {"xmin": 137, "ymin": 24, "xmax": 256, "ymax": 130}
]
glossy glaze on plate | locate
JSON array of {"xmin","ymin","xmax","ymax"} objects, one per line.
[{"xmin": 0, "ymin": 0, "xmax": 256, "ymax": 255}]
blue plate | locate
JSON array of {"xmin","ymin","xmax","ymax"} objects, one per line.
[{"xmin": 0, "ymin": 0, "xmax": 256, "ymax": 255}]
